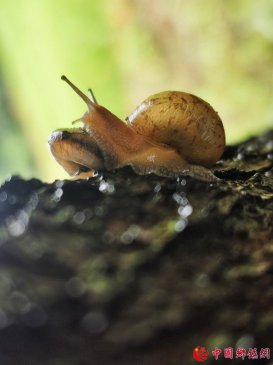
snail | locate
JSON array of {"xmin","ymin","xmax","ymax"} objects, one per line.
[{"xmin": 48, "ymin": 76, "xmax": 225, "ymax": 182}]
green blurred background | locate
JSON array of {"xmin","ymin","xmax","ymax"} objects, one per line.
[{"xmin": 0, "ymin": 0, "xmax": 272, "ymax": 182}]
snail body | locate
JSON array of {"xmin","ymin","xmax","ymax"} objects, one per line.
[{"xmin": 48, "ymin": 76, "xmax": 225, "ymax": 181}]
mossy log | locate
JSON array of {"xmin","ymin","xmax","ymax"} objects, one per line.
[{"xmin": 0, "ymin": 130, "xmax": 273, "ymax": 364}]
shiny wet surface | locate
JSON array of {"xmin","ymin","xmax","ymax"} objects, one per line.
[{"xmin": 0, "ymin": 130, "xmax": 273, "ymax": 364}]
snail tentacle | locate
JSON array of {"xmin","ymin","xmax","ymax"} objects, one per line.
[{"xmin": 49, "ymin": 77, "xmax": 226, "ymax": 182}]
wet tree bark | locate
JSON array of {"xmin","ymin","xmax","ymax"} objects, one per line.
[{"xmin": 0, "ymin": 130, "xmax": 273, "ymax": 365}]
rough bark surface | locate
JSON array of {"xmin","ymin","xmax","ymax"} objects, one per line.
[{"xmin": 0, "ymin": 130, "xmax": 273, "ymax": 364}]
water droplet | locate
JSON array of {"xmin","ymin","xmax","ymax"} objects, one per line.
[
  {"xmin": 54, "ymin": 188, "xmax": 63, "ymax": 200},
  {"xmin": 8, "ymin": 195, "xmax": 17, "ymax": 205},
  {"xmin": 0, "ymin": 227, "xmax": 9, "ymax": 245},
  {"xmin": 55, "ymin": 180, "xmax": 64, "ymax": 189},
  {"xmin": 154, "ymin": 184, "xmax": 161, "ymax": 193},
  {"xmin": 178, "ymin": 205, "xmax": 193, "ymax": 217},
  {"xmin": 0, "ymin": 309, "xmax": 8, "ymax": 329},
  {"xmin": 263, "ymin": 140, "xmax": 273, "ymax": 153},
  {"xmin": 174, "ymin": 219, "xmax": 186, "ymax": 232},
  {"xmin": 83, "ymin": 208, "xmax": 93, "ymax": 219},
  {"xmin": 102, "ymin": 231, "xmax": 114, "ymax": 244},
  {"xmin": 95, "ymin": 206, "xmax": 104, "ymax": 216},
  {"xmin": 25, "ymin": 241, "xmax": 44, "ymax": 259},
  {"xmin": 99, "ymin": 181, "xmax": 115, "ymax": 194},
  {"xmin": 27, "ymin": 193, "xmax": 39, "ymax": 210},
  {"xmin": 10, "ymin": 291, "xmax": 31, "ymax": 314},
  {"xmin": 245, "ymin": 144, "xmax": 257, "ymax": 153},
  {"xmin": 65, "ymin": 277, "xmax": 86, "ymax": 298},
  {"xmin": 265, "ymin": 169, "xmax": 273, "ymax": 177},
  {"xmin": 121, "ymin": 224, "xmax": 141, "ymax": 244},
  {"xmin": 236, "ymin": 153, "xmax": 244, "ymax": 161},
  {"xmin": 121, "ymin": 231, "xmax": 134, "ymax": 244},
  {"xmin": 81, "ymin": 311, "xmax": 108, "ymax": 335},
  {"xmin": 22, "ymin": 304, "xmax": 47, "ymax": 327},
  {"xmin": 172, "ymin": 192, "xmax": 185, "ymax": 204},
  {"xmin": 5, "ymin": 209, "xmax": 31, "ymax": 237},
  {"xmin": 236, "ymin": 334, "xmax": 254, "ymax": 349},
  {"xmin": 0, "ymin": 275, "xmax": 12, "ymax": 294},
  {"xmin": 73, "ymin": 211, "xmax": 86, "ymax": 225},
  {"xmin": 195, "ymin": 273, "xmax": 210, "ymax": 287},
  {"xmin": 6, "ymin": 216, "xmax": 26, "ymax": 237},
  {"xmin": 52, "ymin": 187, "xmax": 64, "ymax": 202},
  {"xmin": 17, "ymin": 210, "xmax": 29, "ymax": 226},
  {"xmin": 0, "ymin": 191, "xmax": 7, "ymax": 202}
]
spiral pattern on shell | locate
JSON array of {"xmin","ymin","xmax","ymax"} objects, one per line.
[{"xmin": 127, "ymin": 91, "xmax": 225, "ymax": 167}]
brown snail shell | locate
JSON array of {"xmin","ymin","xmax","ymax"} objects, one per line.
[
  {"xmin": 127, "ymin": 91, "xmax": 225, "ymax": 167},
  {"xmin": 48, "ymin": 76, "xmax": 226, "ymax": 182}
]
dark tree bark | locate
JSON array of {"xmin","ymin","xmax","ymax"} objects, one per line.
[{"xmin": 0, "ymin": 130, "xmax": 273, "ymax": 364}]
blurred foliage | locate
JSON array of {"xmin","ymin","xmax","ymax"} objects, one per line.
[
  {"xmin": 0, "ymin": 0, "xmax": 272, "ymax": 182},
  {"xmin": 0, "ymin": 79, "xmax": 35, "ymax": 178}
]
